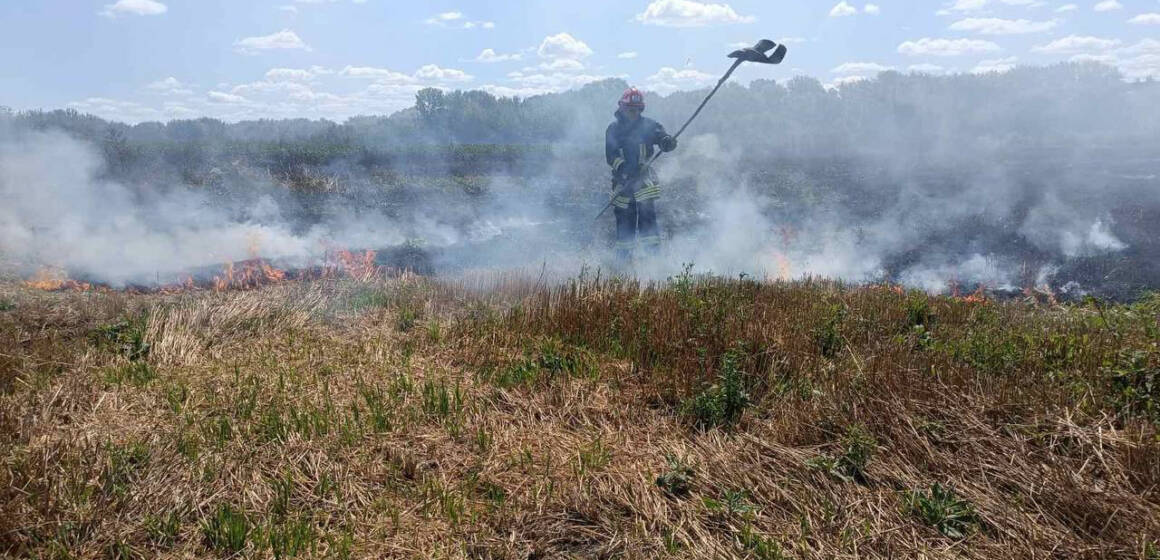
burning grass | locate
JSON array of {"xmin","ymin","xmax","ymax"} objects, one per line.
[{"xmin": 1, "ymin": 271, "xmax": 1158, "ymax": 559}]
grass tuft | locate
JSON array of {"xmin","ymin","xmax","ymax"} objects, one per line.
[{"xmin": 201, "ymin": 503, "xmax": 250, "ymax": 554}]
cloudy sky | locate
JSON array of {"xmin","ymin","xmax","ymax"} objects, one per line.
[{"xmin": 2, "ymin": 0, "xmax": 1158, "ymax": 123}]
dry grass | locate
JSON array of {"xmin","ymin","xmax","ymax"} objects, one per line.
[{"xmin": 1, "ymin": 272, "xmax": 1158, "ymax": 559}]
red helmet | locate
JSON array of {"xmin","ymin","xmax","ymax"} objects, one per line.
[{"xmin": 618, "ymin": 87, "xmax": 645, "ymax": 110}]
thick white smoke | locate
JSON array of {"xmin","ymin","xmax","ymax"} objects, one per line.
[{"xmin": 0, "ymin": 130, "xmax": 412, "ymax": 285}]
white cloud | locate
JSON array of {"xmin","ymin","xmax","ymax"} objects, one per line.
[
  {"xmin": 537, "ymin": 32, "xmax": 594, "ymax": 60},
  {"xmin": 1093, "ymin": 0, "xmax": 1122, "ymax": 11},
  {"xmin": 864, "ymin": 4, "xmax": 881, "ymax": 14},
  {"xmin": 339, "ymin": 66, "xmax": 418, "ymax": 84},
  {"xmin": 634, "ymin": 0, "xmax": 755, "ymax": 27},
  {"xmin": 99, "ymin": 0, "xmax": 167, "ymax": 17},
  {"xmin": 830, "ymin": 1, "xmax": 858, "ymax": 16},
  {"xmin": 414, "ymin": 64, "xmax": 473, "ymax": 82},
  {"xmin": 949, "ymin": 18, "xmax": 1057, "ymax": 34},
  {"xmin": 907, "ymin": 63, "xmax": 947, "ymax": 73},
  {"xmin": 145, "ymin": 76, "xmax": 193, "ymax": 95},
  {"xmin": 831, "ymin": 62, "xmax": 894, "ymax": 75},
  {"xmin": 1042, "ymin": 39, "xmax": 1160, "ymax": 81},
  {"xmin": 941, "ymin": 0, "xmax": 1047, "ymax": 13},
  {"xmin": 971, "ymin": 56, "xmax": 1018, "ymax": 73},
  {"xmin": 425, "ymin": 11, "xmax": 462, "ymax": 23},
  {"xmin": 1069, "ymin": 53, "xmax": 1118, "ymax": 64},
  {"xmin": 207, "ymin": 91, "xmax": 248, "ymax": 104},
  {"xmin": 1055, "ymin": 3, "xmax": 1078, "ymax": 11},
  {"xmin": 67, "ymin": 97, "xmax": 162, "ymax": 122},
  {"xmin": 478, "ymin": 84, "xmax": 551, "ymax": 98},
  {"xmin": 474, "ymin": 48, "xmax": 521, "ymax": 63},
  {"xmin": 234, "ymin": 30, "xmax": 311, "ymax": 54},
  {"xmin": 617, "ymin": 51, "xmax": 639, "ymax": 59},
  {"xmin": 279, "ymin": 5, "xmax": 298, "ymax": 14},
  {"xmin": 1128, "ymin": 13, "xmax": 1160, "ymax": 24},
  {"xmin": 645, "ymin": 66, "xmax": 716, "ymax": 94},
  {"xmin": 898, "ymin": 37, "xmax": 1000, "ymax": 56},
  {"xmin": 1119, "ymin": 38, "xmax": 1160, "ymax": 57},
  {"xmin": 424, "ymin": 11, "xmax": 492, "ymax": 29},
  {"xmin": 538, "ymin": 59, "xmax": 585, "ymax": 72},
  {"xmin": 264, "ymin": 68, "xmax": 317, "ymax": 81},
  {"xmin": 827, "ymin": 75, "xmax": 870, "ymax": 89},
  {"xmin": 338, "ymin": 64, "xmax": 472, "ymax": 84},
  {"xmin": 1031, "ymin": 35, "xmax": 1121, "ymax": 54},
  {"xmin": 505, "ymin": 71, "xmax": 618, "ymax": 94}
]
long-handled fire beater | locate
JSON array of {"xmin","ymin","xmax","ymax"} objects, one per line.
[{"xmin": 595, "ymin": 39, "xmax": 788, "ymax": 220}]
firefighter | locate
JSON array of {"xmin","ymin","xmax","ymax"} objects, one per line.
[{"xmin": 606, "ymin": 87, "xmax": 677, "ymax": 261}]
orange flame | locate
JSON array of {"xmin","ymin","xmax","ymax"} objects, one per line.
[
  {"xmin": 23, "ymin": 267, "xmax": 92, "ymax": 292},
  {"xmin": 331, "ymin": 249, "xmax": 379, "ymax": 282},
  {"xmin": 212, "ymin": 258, "xmax": 288, "ymax": 291}
]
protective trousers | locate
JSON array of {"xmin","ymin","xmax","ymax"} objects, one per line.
[{"xmin": 613, "ymin": 190, "xmax": 660, "ymax": 260}]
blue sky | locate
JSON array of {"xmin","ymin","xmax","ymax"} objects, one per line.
[{"xmin": 1, "ymin": 0, "xmax": 1157, "ymax": 123}]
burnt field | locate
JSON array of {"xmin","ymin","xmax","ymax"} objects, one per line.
[
  {"xmin": 5, "ymin": 140, "xmax": 1160, "ymax": 302},
  {"xmin": 1, "ymin": 272, "xmax": 1158, "ymax": 558}
]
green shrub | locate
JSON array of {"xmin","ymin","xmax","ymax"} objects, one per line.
[
  {"xmin": 1105, "ymin": 349, "xmax": 1160, "ymax": 422},
  {"xmin": 813, "ymin": 304, "xmax": 846, "ymax": 358},
  {"xmin": 905, "ymin": 294, "xmax": 934, "ymax": 329},
  {"xmin": 682, "ymin": 350, "xmax": 750, "ymax": 429}
]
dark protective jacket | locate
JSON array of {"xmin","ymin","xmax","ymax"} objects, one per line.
[{"xmin": 605, "ymin": 111, "xmax": 675, "ymax": 182}]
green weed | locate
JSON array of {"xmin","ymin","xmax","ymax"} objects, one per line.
[
  {"xmin": 575, "ymin": 436, "xmax": 611, "ymax": 476},
  {"xmin": 91, "ymin": 317, "xmax": 151, "ymax": 361},
  {"xmin": 807, "ymin": 424, "xmax": 877, "ymax": 483},
  {"xmin": 905, "ymin": 294, "xmax": 934, "ymax": 329},
  {"xmin": 0, "ymin": 297, "xmax": 13, "ymax": 311},
  {"xmin": 105, "ymin": 539, "xmax": 138, "ymax": 560},
  {"xmin": 682, "ymin": 349, "xmax": 750, "ymax": 429},
  {"xmin": 737, "ymin": 524, "xmax": 787, "ymax": 560},
  {"xmin": 1105, "ymin": 349, "xmax": 1160, "ymax": 422},
  {"xmin": 103, "ymin": 362, "xmax": 157, "ymax": 388},
  {"xmin": 488, "ymin": 339, "xmax": 597, "ymax": 389},
  {"xmin": 201, "ymin": 503, "xmax": 251, "ymax": 554},
  {"xmin": 421, "ymin": 378, "xmax": 463, "ymax": 419},
  {"xmin": 358, "ymin": 385, "xmax": 393, "ymax": 433},
  {"xmin": 655, "ymin": 454, "xmax": 694, "ymax": 497},
  {"xmin": 165, "ymin": 382, "xmax": 188, "ymax": 414},
  {"xmin": 262, "ymin": 516, "xmax": 316, "ymax": 559},
  {"xmin": 474, "ymin": 425, "xmax": 493, "ymax": 453},
  {"xmin": 144, "ymin": 510, "xmax": 181, "ymax": 548},
  {"xmin": 704, "ymin": 489, "xmax": 756, "ymax": 518},
  {"xmin": 395, "ymin": 307, "xmax": 420, "ymax": 332},
  {"xmin": 346, "ymin": 285, "xmax": 389, "ymax": 311},
  {"xmin": 903, "ymin": 482, "xmax": 980, "ymax": 539},
  {"xmin": 269, "ymin": 473, "xmax": 293, "ymax": 518},
  {"xmin": 813, "ymin": 303, "xmax": 846, "ymax": 358},
  {"xmin": 101, "ymin": 441, "xmax": 150, "ymax": 497}
]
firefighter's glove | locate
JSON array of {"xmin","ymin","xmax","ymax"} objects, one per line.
[{"xmin": 659, "ymin": 135, "xmax": 678, "ymax": 152}]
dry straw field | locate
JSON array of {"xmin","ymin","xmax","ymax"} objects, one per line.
[{"xmin": 1, "ymin": 269, "xmax": 1158, "ymax": 559}]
